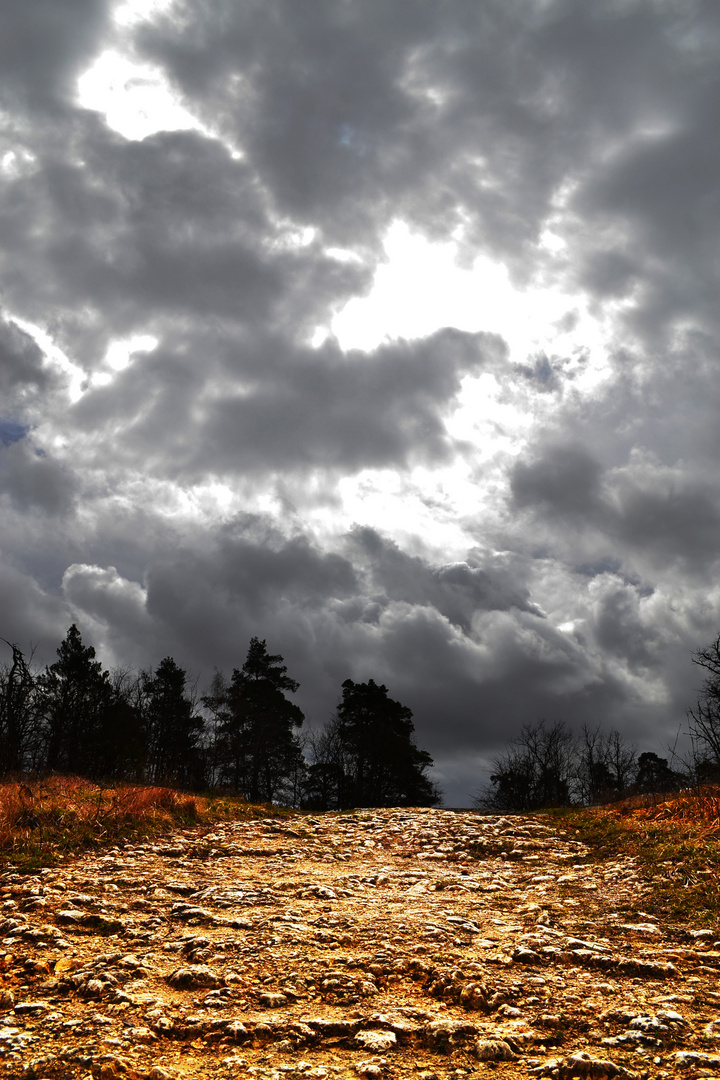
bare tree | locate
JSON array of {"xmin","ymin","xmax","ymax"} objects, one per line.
[
  {"xmin": 0, "ymin": 641, "xmax": 39, "ymax": 775},
  {"xmin": 302, "ymin": 716, "xmax": 353, "ymax": 810},
  {"xmin": 575, "ymin": 725, "xmax": 637, "ymax": 805},
  {"xmin": 477, "ymin": 719, "xmax": 575, "ymax": 812},
  {"xmin": 687, "ymin": 633, "xmax": 720, "ymax": 776}
]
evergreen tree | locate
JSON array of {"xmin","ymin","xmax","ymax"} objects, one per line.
[
  {"xmin": 633, "ymin": 751, "xmax": 682, "ymax": 795},
  {"xmin": 143, "ymin": 657, "xmax": 204, "ymax": 787},
  {"xmin": 207, "ymin": 638, "xmax": 304, "ymax": 803},
  {"xmin": 39, "ymin": 625, "xmax": 115, "ymax": 776},
  {"xmin": 326, "ymin": 678, "xmax": 441, "ymax": 808},
  {"xmin": 95, "ymin": 695, "xmax": 146, "ymax": 781}
]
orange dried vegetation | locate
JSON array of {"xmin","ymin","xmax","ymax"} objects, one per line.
[
  {"xmin": 555, "ymin": 785, "xmax": 720, "ymax": 923},
  {"xmin": 601, "ymin": 784, "xmax": 720, "ymax": 838},
  {"xmin": 0, "ymin": 776, "xmax": 286, "ymax": 869}
]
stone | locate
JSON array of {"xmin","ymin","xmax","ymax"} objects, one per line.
[
  {"xmin": 475, "ymin": 1038, "xmax": 517, "ymax": 1061},
  {"xmin": 513, "ymin": 946, "xmax": 543, "ymax": 964},
  {"xmin": 354, "ymin": 1063, "xmax": 384, "ymax": 1078},
  {"xmin": 225, "ymin": 1020, "xmax": 249, "ymax": 1040},
  {"xmin": 166, "ymin": 964, "xmax": 222, "ymax": 989},
  {"xmin": 259, "ymin": 991, "xmax": 288, "ymax": 1008},
  {"xmin": 425, "ymin": 1019, "xmax": 476, "ymax": 1047},
  {"xmin": 558, "ymin": 1052, "xmax": 638, "ymax": 1078},
  {"xmin": 674, "ymin": 1051, "xmax": 720, "ymax": 1068},
  {"xmin": 14, "ymin": 1000, "xmax": 48, "ymax": 1015},
  {"xmin": 306, "ymin": 885, "xmax": 337, "ymax": 900},
  {"xmin": 354, "ymin": 1029, "xmax": 397, "ymax": 1051}
]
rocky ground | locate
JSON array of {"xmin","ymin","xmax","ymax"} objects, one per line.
[{"xmin": 1, "ymin": 808, "xmax": 719, "ymax": 1079}]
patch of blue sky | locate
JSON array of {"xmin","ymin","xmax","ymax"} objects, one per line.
[{"xmin": 0, "ymin": 419, "xmax": 29, "ymax": 447}]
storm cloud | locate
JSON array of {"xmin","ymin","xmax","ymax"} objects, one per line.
[{"xmin": 1, "ymin": 0, "xmax": 719, "ymax": 802}]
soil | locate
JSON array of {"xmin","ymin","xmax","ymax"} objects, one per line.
[{"xmin": 1, "ymin": 808, "xmax": 719, "ymax": 1079}]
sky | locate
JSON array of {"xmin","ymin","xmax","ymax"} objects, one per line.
[{"xmin": 2, "ymin": 0, "xmax": 720, "ymax": 804}]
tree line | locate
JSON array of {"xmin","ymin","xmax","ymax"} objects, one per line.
[
  {"xmin": 0, "ymin": 626, "xmax": 441, "ymax": 809},
  {"xmin": 3, "ymin": 625, "xmax": 720, "ymax": 811},
  {"xmin": 478, "ymin": 634, "xmax": 720, "ymax": 811},
  {"xmin": 475, "ymin": 719, "xmax": 683, "ymax": 811}
]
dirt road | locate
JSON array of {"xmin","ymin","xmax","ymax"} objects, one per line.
[{"xmin": 1, "ymin": 808, "xmax": 719, "ymax": 1079}]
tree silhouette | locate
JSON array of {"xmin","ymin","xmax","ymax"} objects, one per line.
[
  {"xmin": 302, "ymin": 716, "xmax": 353, "ymax": 810},
  {"xmin": 0, "ymin": 641, "xmax": 37, "ymax": 775},
  {"xmin": 633, "ymin": 751, "xmax": 682, "ymax": 795},
  {"xmin": 39, "ymin": 625, "xmax": 114, "ymax": 776},
  {"xmin": 575, "ymin": 725, "xmax": 637, "ymax": 805},
  {"xmin": 481, "ymin": 719, "xmax": 575, "ymax": 812},
  {"xmin": 205, "ymin": 638, "xmax": 304, "ymax": 802},
  {"xmin": 312, "ymin": 678, "xmax": 440, "ymax": 809},
  {"xmin": 144, "ymin": 657, "xmax": 204, "ymax": 787},
  {"xmin": 688, "ymin": 633, "xmax": 720, "ymax": 775}
]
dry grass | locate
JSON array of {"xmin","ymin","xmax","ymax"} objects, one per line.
[
  {"xmin": 0, "ymin": 775, "xmax": 292, "ymax": 870},
  {"xmin": 551, "ymin": 785, "xmax": 720, "ymax": 924}
]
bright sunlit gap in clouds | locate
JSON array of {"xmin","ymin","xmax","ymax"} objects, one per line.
[
  {"xmin": 328, "ymin": 219, "xmax": 609, "ymax": 370},
  {"xmin": 10, "ymin": 316, "xmax": 86, "ymax": 409},
  {"xmin": 76, "ymin": 49, "xmax": 207, "ymax": 142},
  {"xmin": 92, "ymin": 334, "xmax": 159, "ymax": 388},
  {"xmin": 307, "ymin": 220, "xmax": 617, "ymax": 555}
]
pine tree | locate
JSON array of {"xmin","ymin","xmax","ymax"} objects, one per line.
[
  {"xmin": 143, "ymin": 657, "xmax": 204, "ymax": 787},
  {"xmin": 207, "ymin": 638, "xmax": 304, "ymax": 803},
  {"xmin": 326, "ymin": 678, "xmax": 441, "ymax": 808},
  {"xmin": 39, "ymin": 625, "xmax": 114, "ymax": 776}
]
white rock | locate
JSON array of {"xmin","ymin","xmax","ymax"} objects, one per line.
[
  {"xmin": 354, "ymin": 1064, "xmax": 383, "ymax": 1079},
  {"xmin": 354, "ymin": 1029, "xmax": 396, "ymax": 1051}
]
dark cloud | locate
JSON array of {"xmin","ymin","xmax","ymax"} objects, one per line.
[
  {"xmin": 69, "ymin": 328, "xmax": 494, "ymax": 478},
  {"xmin": 0, "ymin": 317, "xmax": 52, "ymax": 410},
  {"xmin": 134, "ymin": 1, "xmax": 434, "ymax": 245},
  {"xmin": 348, "ymin": 526, "xmax": 542, "ymax": 633},
  {"xmin": 0, "ymin": 439, "xmax": 78, "ymax": 515},
  {"xmin": 139, "ymin": 518, "xmax": 360, "ymax": 666},
  {"xmin": 511, "ymin": 443, "xmax": 604, "ymax": 520},
  {"xmin": 0, "ymin": 0, "xmax": 112, "ymax": 112},
  {"xmin": 588, "ymin": 578, "xmax": 657, "ymax": 670},
  {"xmin": 0, "ymin": 119, "xmax": 371, "ymax": 368},
  {"xmin": 510, "ymin": 440, "xmax": 720, "ymax": 575},
  {"xmin": 612, "ymin": 470, "xmax": 720, "ymax": 570},
  {"xmin": 195, "ymin": 329, "xmax": 492, "ymax": 475},
  {"xmin": 0, "ymin": 0, "xmax": 718, "ymax": 803},
  {"xmin": 0, "ymin": 559, "xmax": 69, "ymax": 660}
]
